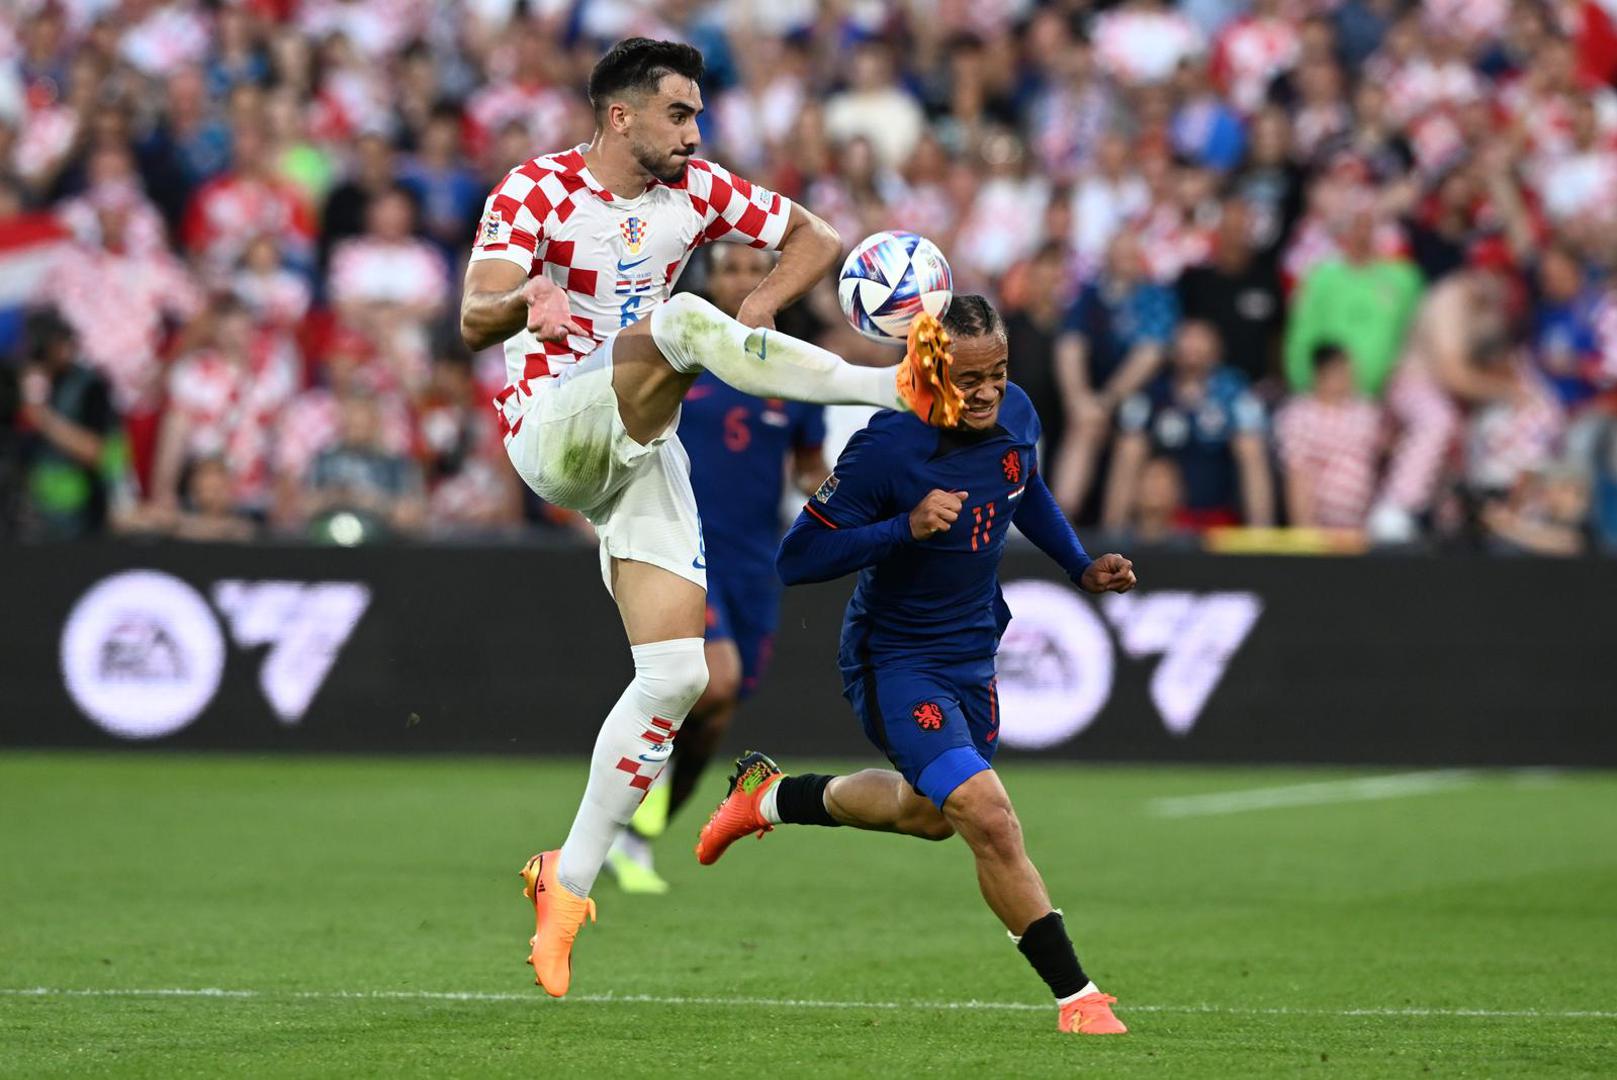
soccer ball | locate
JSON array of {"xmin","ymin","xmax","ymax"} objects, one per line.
[{"xmin": 837, "ymin": 231, "xmax": 953, "ymax": 344}]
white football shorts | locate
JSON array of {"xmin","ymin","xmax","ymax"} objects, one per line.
[{"xmin": 503, "ymin": 334, "xmax": 706, "ymax": 594}]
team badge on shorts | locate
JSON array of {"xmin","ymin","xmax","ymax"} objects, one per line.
[
  {"xmin": 913, "ymin": 702, "xmax": 944, "ymax": 731},
  {"xmin": 1001, "ymin": 449, "xmax": 1022, "ymax": 484},
  {"xmin": 620, "ymin": 215, "xmax": 649, "ymax": 254},
  {"xmin": 813, "ymin": 474, "xmax": 839, "ymax": 504}
]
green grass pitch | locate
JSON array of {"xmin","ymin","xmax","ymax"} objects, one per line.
[{"xmin": 1, "ymin": 752, "xmax": 1613, "ymax": 1078}]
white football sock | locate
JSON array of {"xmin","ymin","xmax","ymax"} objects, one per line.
[
  {"xmin": 651, "ymin": 292, "xmax": 905, "ymax": 411},
  {"xmin": 556, "ymin": 637, "xmax": 707, "ymax": 896},
  {"xmin": 759, "ymin": 780, "xmax": 784, "ymax": 825},
  {"xmin": 1058, "ymin": 982, "xmax": 1100, "ymax": 1006}
]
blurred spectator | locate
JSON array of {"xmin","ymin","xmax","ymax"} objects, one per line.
[
  {"xmin": 825, "ymin": 42, "xmax": 925, "ymax": 172},
  {"xmin": 1093, "ymin": 0, "xmax": 1206, "ymax": 86},
  {"xmin": 1175, "ymin": 197, "xmax": 1283, "ymax": 388},
  {"xmin": 1106, "ymin": 319, "xmax": 1273, "ymax": 529},
  {"xmin": 1052, "ymin": 231, "xmax": 1178, "ymax": 516},
  {"xmin": 399, "ymin": 106, "xmax": 484, "ymax": 257},
  {"xmin": 318, "ymin": 131, "xmax": 395, "ymax": 270},
  {"xmin": 119, "ymin": 456, "xmax": 258, "ymax": 543},
  {"xmin": 151, "ymin": 296, "xmax": 298, "ymax": 516},
  {"xmin": 1070, "ymin": 133, "xmax": 1150, "ymax": 273},
  {"xmin": 1529, "ymin": 243, "xmax": 1610, "ymax": 414},
  {"xmin": 37, "ymin": 181, "xmax": 200, "ymax": 414},
  {"xmin": 328, "ymin": 185, "xmax": 447, "ymax": 384},
  {"xmin": 1119, "ymin": 455, "xmax": 1199, "ymax": 548},
  {"xmin": 1481, "ymin": 465, "xmax": 1591, "ymax": 557},
  {"xmin": 1372, "ymin": 261, "xmax": 1559, "ymax": 543},
  {"xmin": 232, "ymin": 234, "xmax": 312, "ymax": 332},
  {"xmin": 418, "ymin": 348, "xmax": 520, "ymax": 531},
  {"xmin": 303, "ymin": 390, "xmax": 426, "ymax": 541},
  {"xmin": 1284, "ymin": 198, "xmax": 1424, "ymax": 397},
  {"xmin": 184, "ymin": 120, "xmax": 316, "ymax": 278},
  {"xmin": 1274, "ymin": 343, "xmax": 1384, "ymax": 528},
  {"xmin": 14, "ymin": 310, "xmax": 118, "ymax": 540}
]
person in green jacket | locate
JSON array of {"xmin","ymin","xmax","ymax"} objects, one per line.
[{"xmin": 1284, "ymin": 204, "xmax": 1424, "ymax": 397}]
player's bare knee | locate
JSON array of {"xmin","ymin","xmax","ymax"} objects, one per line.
[
  {"xmin": 904, "ymin": 809, "xmax": 955, "ymax": 841},
  {"xmin": 959, "ymin": 800, "xmax": 1024, "ymax": 863}
]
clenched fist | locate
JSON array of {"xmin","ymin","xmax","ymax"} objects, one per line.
[
  {"xmin": 910, "ymin": 489, "xmax": 967, "ymax": 541},
  {"xmin": 1079, "ymin": 553, "xmax": 1137, "ymax": 594}
]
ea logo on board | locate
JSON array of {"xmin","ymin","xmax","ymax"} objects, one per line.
[
  {"xmin": 59, "ymin": 570, "xmax": 226, "ymax": 740},
  {"xmin": 994, "ymin": 580, "xmax": 1114, "ymax": 749}
]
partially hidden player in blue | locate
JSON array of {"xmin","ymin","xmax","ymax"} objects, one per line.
[
  {"xmin": 607, "ymin": 244, "xmax": 828, "ymax": 895},
  {"xmin": 695, "ymin": 295, "xmax": 1138, "ymax": 1035}
]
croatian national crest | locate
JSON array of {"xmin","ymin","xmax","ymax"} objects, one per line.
[
  {"xmin": 1001, "ymin": 449, "xmax": 1022, "ymax": 484},
  {"xmin": 620, "ymin": 215, "xmax": 649, "ymax": 255}
]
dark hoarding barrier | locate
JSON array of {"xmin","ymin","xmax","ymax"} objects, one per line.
[{"xmin": 2, "ymin": 543, "xmax": 1613, "ymax": 765}]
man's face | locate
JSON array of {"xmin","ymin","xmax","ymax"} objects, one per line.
[
  {"xmin": 950, "ymin": 331, "xmax": 1010, "ymax": 431},
  {"xmin": 622, "ymin": 75, "xmax": 703, "ymax": 184},
  {"xmin": 707, "ymin": 247, "xmax": 772, "ymax": 318}
]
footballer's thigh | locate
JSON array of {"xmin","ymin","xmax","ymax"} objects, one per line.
[
  {"xmin": 599, "ymin": 434, "xmax": 709, "ymax": 645},
  {"xmin": 610, "ymin": 317, "xmax": 700, "ymax": 446}
]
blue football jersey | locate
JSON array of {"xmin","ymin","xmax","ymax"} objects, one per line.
[
  {"xmin": 681, "ymin": 372, "xmax": 826, "ymax": 576},
  {"xmin": 802, "ymin": 383, "xmax": 1043, "ymax": 670}
]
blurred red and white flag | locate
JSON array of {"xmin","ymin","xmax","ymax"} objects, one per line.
[{"xmin": 0, "ymin": 213, "xmax": 69, "ymax": 307}]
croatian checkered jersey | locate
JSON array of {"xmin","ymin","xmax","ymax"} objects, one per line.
[{"xmin": 468, "ymin": 146, "xmax": 793, "ymax": 432}]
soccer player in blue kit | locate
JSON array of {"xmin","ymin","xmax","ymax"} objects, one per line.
[
  {"xmin": 696, "ymin": 295, "xmax": 1138, "ymax": 1035},
  {"xmin": 607, "ymin": 243, "xmax": 830, "ymax": 894}
]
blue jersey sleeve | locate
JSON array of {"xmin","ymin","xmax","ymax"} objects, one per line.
[
  {"xmin": 775, "ymin": 420, "xmax": 915, "ymax": 585},
  {"xmin": 1012, "ymin": 467, "xmax": 1094, "ymax": 585}
]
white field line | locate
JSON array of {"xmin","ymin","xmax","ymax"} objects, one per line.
[
  {"xmin": 1, "ymin": 986, "xmax": 1613, "ymax": 1021},
  {"xmin": 1148, "ymin": 770, "xmax": 1480, "ymax": 818}
]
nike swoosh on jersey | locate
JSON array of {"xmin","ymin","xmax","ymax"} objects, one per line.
[{"xmin": 616, "ymin": 256, "xmax": 651, "ymax": 272}]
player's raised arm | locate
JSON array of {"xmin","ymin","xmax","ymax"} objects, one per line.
[
  {"xmin": 1013, "ymin": 467, "xmax": 1137, "ymax": 594},
  {"xmin": 733, "ymin": 202, "xmax": 840, "ymax": 330}
]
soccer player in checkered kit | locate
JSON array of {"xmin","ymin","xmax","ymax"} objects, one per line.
[{"xmin": 459, "ymin": 38, "xmax": 961, "ymax": 997}]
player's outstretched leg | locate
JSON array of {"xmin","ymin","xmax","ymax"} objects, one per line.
[
  {"xmin": 940, "ymin": 771, "xmax": 1127, "ymax": 1035},
  {"xmin": 644, "ymin": 292, "xmax": 964, "ymax": 426},
  {"xmin": 696, "ymin": 755, "xmax": 1126, "ymax": 1033}
]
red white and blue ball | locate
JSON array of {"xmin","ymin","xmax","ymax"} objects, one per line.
[{"xmin": 837, "ymin": 231, "xmax": 953, "ymax": 344}]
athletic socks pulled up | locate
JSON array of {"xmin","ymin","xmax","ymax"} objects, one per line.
[
  {"xmin": 1014, "ymin": 909, "xmax": 1091, "ymax": 1001},
  {"xmin": 651, "ymin": 293, "xmax": 904, "ymax": 412},
  {"xmin": 760, "ymin": 773, "xmax": 841, "ymax": 827},
  {"xmin": 556, "ymin": 637, "xmax": 708, "ymax": 897}
]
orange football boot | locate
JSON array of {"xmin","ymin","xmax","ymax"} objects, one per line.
[
  {"xmin": 895, "ymin": 312, "xmax": 963, "ymax": 427},
  {"xmin": 518, "ymin": 849, "xmax": 596, "ymax": 997},
  {"xmin": 1058, "ymin": 992, "xmax": 1128, "ymax": 1035},
  {"xmin": 695, "ymin": 751, "xmax": 783, "ymax": 866}
]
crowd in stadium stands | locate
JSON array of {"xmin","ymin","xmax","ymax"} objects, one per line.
[{"xmin": 1, "ymin": 0, "xmax": 1615, "ymax": 555}]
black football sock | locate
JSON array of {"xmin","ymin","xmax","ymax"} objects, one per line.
[
  {"xmin": 665, "ymin": 736, "xmax": 715, "ymax": 821},
  {"xmin": 1015, "ymin": 910, "xmax": 1090, "ymax": 1000},
  {"xmin": 772, "ymin": 773, "xmax": 842, "ymax": 827}
]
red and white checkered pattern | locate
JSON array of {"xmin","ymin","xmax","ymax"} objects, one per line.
[
  {"xmin": 329, "ymin": 237, "xmax": 449, "ymax": 311},
  {"xmin": 1275, "ymin": 396, "xmax": 1385, "ymax": 527},
  {"xmin": 38, "ymin": 242, "xmax": 202, "ymax": 411},
  {"xmin": 275, "ymin": 388, "xmax": 417, "ymax": 483},
  {"xmin": 1213, "ymin": 15, "xmax": 1303, "ymax": 115},
  {"xmin": 167, "ymin": 338, "xmax": 301, "ymax": 508},
  {"xmin": 183, "ymin": 174, "xmax": 317, "ymax": 273},
  {"xmin": 469, "ymin": 146, "xmax": 793, "ymax": 437}
]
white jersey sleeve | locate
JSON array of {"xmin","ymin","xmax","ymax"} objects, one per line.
[
  {"xmin": 684, "ymin": 159, "xmax": 794, "ymax": 251},
  {"xmin": 468, "ymin": 165, "xmax": 549, "ymax": 274}
]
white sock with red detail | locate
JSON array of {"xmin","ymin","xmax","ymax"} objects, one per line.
[
  {"xmin": 1059, "ymin": 983, "xmax": 1101, "ymax": 1006},
  {"xmin": 650, "ymin": 292, "xmax": 905, "ymax": 411},
  {"xmin": 556, "ymin": 637, "xmax": 707, "ymax": 897}
]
